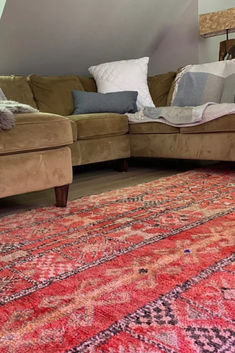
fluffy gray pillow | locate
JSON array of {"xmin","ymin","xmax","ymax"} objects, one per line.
[{"xmin": 72, "ymin": 90, "xmax": 138, "ymax": 114}]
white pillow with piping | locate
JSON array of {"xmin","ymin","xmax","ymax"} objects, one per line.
[{"xmin": 88, "ymin": 57, "xmax": 154, "ymax": 110}]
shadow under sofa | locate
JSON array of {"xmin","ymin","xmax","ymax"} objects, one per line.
[{"xmin": 0, "ymin": 72, "xmax": 235, "ymax": 205}]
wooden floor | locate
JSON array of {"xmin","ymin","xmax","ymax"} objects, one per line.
[{"xmin": 0, "ymin": 158, "xmax": 217, "ymax": 217}]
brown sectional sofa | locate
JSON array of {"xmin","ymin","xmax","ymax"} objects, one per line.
[{"xmin": 0, "ymin": 72, "xmax": 235, "ymax": 205}]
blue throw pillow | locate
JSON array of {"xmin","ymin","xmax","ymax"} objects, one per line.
[{"xmin": 72, "ymin": 90, "xmax": 138, "ymax": 114}]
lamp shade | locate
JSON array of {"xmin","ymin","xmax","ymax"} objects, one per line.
[{"xmin": 200, "ymin": 7, "xmax": 235, "ymax": 38}]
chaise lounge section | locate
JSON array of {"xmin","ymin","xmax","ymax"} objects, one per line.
[{"xmin": 0, "ymin": 76, "xmax": 73, "ymax": 206}]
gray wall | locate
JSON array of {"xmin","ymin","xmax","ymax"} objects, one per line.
[
  {"xmin": 199, "ymin": 0, "xmax": 235, "ymax": 63},
  {"xmin": 0, "ymin": 0, "xmax": 199, "ymax": 76}
]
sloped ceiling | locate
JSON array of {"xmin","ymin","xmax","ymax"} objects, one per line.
[{"xmin": 0, "ymin": 0, "xmax": 198, "ymax": 75}]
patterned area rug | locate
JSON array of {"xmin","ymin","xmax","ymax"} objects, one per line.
[{"xmin": 0, "ymin": 168, "xmax": 234, "ymax": 353}]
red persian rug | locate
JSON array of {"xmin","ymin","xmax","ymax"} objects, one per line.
[{"xmin": 0, "ymin": 168, "xmax": 234, "ymax": 353}]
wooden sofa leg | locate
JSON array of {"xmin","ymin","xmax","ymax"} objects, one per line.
[
  {"xmin": 55, "ymin": 184, "xmax": 69, "ymax": 207},
  {"xmin": 116, "ymin": 158, "xmax": 129, "ymax": 172}
]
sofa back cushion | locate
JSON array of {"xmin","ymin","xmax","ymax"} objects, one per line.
[
  {"xmin": 0, "ymin": 75, "xmax": 37, "ymax": 108},
  {"xmin": 78, "ymin": 76, "xmax": 97, "ymax": 92},
  {"xmin": 147, "ymin": 72, "xmax": 176, "ymax": 107},
  {"xmin": 28, "ymin": 75, "xmax": 84, "ymax": 116}
]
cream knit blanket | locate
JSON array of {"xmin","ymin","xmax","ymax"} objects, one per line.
[{"xmin": 127, "ymin": 103, "xmax": 235, "ymax": 127}]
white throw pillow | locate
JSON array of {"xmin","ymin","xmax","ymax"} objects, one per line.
[{"xmin": 88, "ymin": 57, "xmax": 154, "ymax": 110}]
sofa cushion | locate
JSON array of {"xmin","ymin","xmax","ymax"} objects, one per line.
[
  {"xmin": 0, "ymin": 76, "xmax": 37, "ymax": 108},
  {"xmin": 71, "ymin": 135, "xmax": 130, "ymax": 166},
  {"xmin": 78, "ymin": 76, "xmax": 97, "ymax": 92},
  {"xmin": 129, "ymin": 122, "xmax": 179, "ymax": 134},
  {"xmin": 28, "ymin": 75, "xmax": 84, "ymax": 116},
  {"xmin": 0, "ymin": 113, "xmax": 73, "ymax": 156},
  {"xmin": 166, "ymin": 68, "xmax": 184, "ymax": 106},
  {"xmin": 130, "ymin": 132, "xmax": 235, "ymax": 161},
  {"xmin": 180, "ymin": 114, "xmax": 235, "ymax": 134},
  {"xmin": 68, "ymin": 113, "xmax": 128, "ymax": 140},
  {"xmin": 147, "ymin": 72, "xmax": 176, "ymax": 107}
]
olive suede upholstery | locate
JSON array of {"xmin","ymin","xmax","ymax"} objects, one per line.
[
  {"xmin": 0, "ymin": 75, "xmax": 37, "ymax": 108},
  {"xmin": 130, "ymin": 133, "xmax": 235, "ymax": 161},
  {"xmin": 29, "ymin": 75, "xmax": 84, "ymax": 115},
  {"xmin": 180, "ymin": 114, "xmax": 235, "ymax": 133},
  {"xmin": 75, "ymin": 72, "xmax": 234, "ymax": 163},
  {"xmin": 27, "ymin": 74, "xmax": 131, "ymax": 167},
  {"xmin": 70, "ymin": 135, "xmax": 130, "ymax": 166},
  {"xmin": 147, "ymin": 72, "xmax": 176, "ymax": 107},
  {"xmin": 1, "ymin": 70, "xmax": 235, "ymax": 201},
  {"xmin": 68, "ymin": 113, "xmax": 128, "ymax": 139},
  {"xmin": 0, "ymin": 113, "xmax": 73, "ymax": 155},
  {"xmin": 0, "ymin": 147, "xmax": 72, "ymax": 199},
  {"xmin": 0, "ymin": 76, "xmax": 74, "ymax": 199},
  {"xmin": 129, "ymin": 122, "xmax": 179, "ymax": 134}
]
